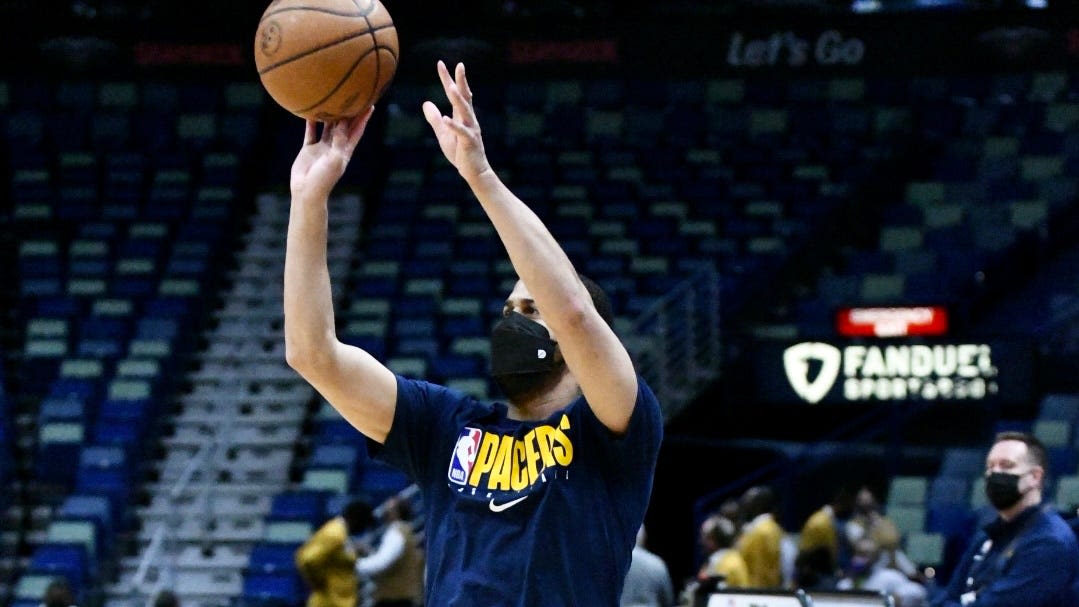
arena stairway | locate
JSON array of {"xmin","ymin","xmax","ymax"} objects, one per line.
[{"xmin": 103, "ymin": 193, "xmax": 363, "ymax": 607}]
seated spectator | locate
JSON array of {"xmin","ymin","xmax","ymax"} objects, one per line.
[
  {"xmin": 41, "ymin": 580, "xmax": 76, "ymax": 607},
  {"xmin": 698, "ymin": 514, "xmax": 750, "ymax": 588},
  {"xmin": 931, "ymin": 432, "xmax": 1079, "ymax": 607},
  {"xmin": 735, "ymin": 485, "xmax": 785, "ymax": 588},
  {"xmin": 296, "ymin": 498, "xmax": 376, "ymax": 607},
  {"xmin": 355, "ymin": 495, "xmax": 425, "ymax": 607},
  {"xmin": 679, "ymin": 514, "xmax": 750, "ymax": 607},
  {"xmin": 621, "ymin": 525, "xmax": 675, "ymax": 607},
  {"xmin": 793, "ymin": 546, "xmax": 840, "ymax": 593},
  {"xmin": 718, "ymin": 498, "xmax": 743, "ymax": 534},
  {"xmin": 847, "ymin": 485, "xmax": 921, "ymax": 580},
  {"xmin": 799, "ymin": 485, "xmax": 857, "ymax": 573},
  {"xmin": 153, "ymin": 591, "xmax": 180, "ymax": 607},
  {"xmin": 836, "ymin": 537, "xmax": 928, "ymax": 607}
]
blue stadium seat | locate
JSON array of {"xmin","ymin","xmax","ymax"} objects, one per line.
[
  {"xmin": 247, "ymin": 543, "xmax": 301, "ymax": 576},
  {"xmin": 36, "ymin": 422, "xmax": 85, "ymax": 485},
  {"xmin": 357, "ymin": 461, "xmax": 411, "ymax": 505},
  {"xmin": 394, "ymin": 312, "xmax": 437, "ymax": 338},
  {"xmin": 28, "ymin": 544, "xmax": 88, "ymax": 591},
  {"xmin": 76, "ymin": 336, "xmax": 125, "ymax": 360},
  {"xmin": 314, "ymin": 419, "xmax": 364, "ymax": 446},
  {"xmin": 268, "ymin": 491, "xmax": 328, "ymax": 526},
  {"xmin": 91, "ymin": 112, "xmax": 132, "ymax": 152},
  {"xmin": 76, "ymin": 444, "xmax": 133, "ymax": 509},
  {"xmin": 429, "ymin": 354, "xmax": 485, "ymax": 383},
  {"xmin": 38, "ymin": 397, "xmax": 89, "ymax": 425},
  {"xmin": 111, "ymin": 276, "xmax": 157, "ymax": 299},
  {"xmin": 1047, "ymin": 446, "xmax": 1078, "ymax": 477},
  {"xmin": 396, "ymin": 295, "xmax": 439, "ymax": 319},
  {"xmin": 58, "ymin": 494, "xmax": 116, "ymax": 539},
  {"xmin": 1041, "ymin": 394, "xmax": 1079, "ymax": 423},
  {"xmin": 35, "ymin": 296, "xmax": 83, "ymax": 318},
  {"xmin": 135, "ymin": 317, "xmax": 180, "ymax": 341},
  {"xmin": 441, "ymin": 315, "xmax": 484, "ymax": 340},
  {"xmin": 13, "ymin": 573, "xmax": 69, "ymax": 604},
  {"xmin": 241, "ymin": 573, "xmax": 305, "ymax": 606},
  {"xmin": 47, "ymin": 377, "xmax": 101, "ymax": 404},
  {"xmin": 310, "ymin": 444, "xmax": 361, "ymax": 469},
  {"xmin": 91, "ymin": 412, "xmax": 148, "ymax": 452},
  {"xmin": 939, "ymin": 447, "xmax": 985, "ymax": 478},
  {"xmin": 68, "ymin": 257, "xmax": 110, "ymax": 278},
  {"xmin": 45, "ymin": 518, "xmax": 99, "ymax": 561},
  {"xmin": 353, "ymin": 276, "xmax": 398, "ymax": 298},
  {"xmin": 925, "ymin": 503, "xmax": 976, "ymax": 540},
  {"xmin": 394, "ymin": 338, "xmax": 439, "ymax": 359},
  {"xmin": 928, "ymin": 476, "xmax": 970, "ymax": 506}
]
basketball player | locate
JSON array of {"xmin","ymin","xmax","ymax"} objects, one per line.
[{"xmin": 283, "ymin": 60, "xmax": 664, "ymax": 606}]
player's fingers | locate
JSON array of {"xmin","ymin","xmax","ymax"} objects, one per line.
[
  {"xmin": 421, "ymin": 101, "xmax": 444, "ymax": 128},
  {"xmin": 304, "ymin": 120, "xmax": 318, "ymax": 145},
  {"xmin": 455, "ymin": 63, "xmax": 473, "ymax": 103},
  {"xmin": 345, "ymin": 106, "xmax": 375, "ymax": 148},
  {"xmin": 436, "ymin": 60, "xmax": 457, "ymax": 96},
  {"xmin": 356, "ymin": 105, "xmax": 376, "ymax": 133},
  {"xmin": 440, "ymin": 115, "xmax": 475, "ymax": 140},
  {"xmin": 442, "ymin": 77, "xmax": 477, "ymax": 125},
  {"xmin": 328, "ymin": 119, "xmax": 349, "ymax": 152}
]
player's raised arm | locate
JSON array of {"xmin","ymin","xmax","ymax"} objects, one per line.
[
  {"xmin": 284, "ymin": 109, "xmax": 398, "ymax": 443},
  {"xmin": 422, "ymin": 61, "xmax": 639, "ymax": 432}
]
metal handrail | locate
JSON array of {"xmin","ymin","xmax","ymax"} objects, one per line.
[
  {"xmin": 627, "ymin": 267, "xmax": 722, "ymax": 422},
  {"xmin": 128, "ymin": 439, "xmax": 218, "ymax": 599}
]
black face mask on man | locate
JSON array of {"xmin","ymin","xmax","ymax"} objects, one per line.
[
  {"xmin": 490, "ymin": 313, "xmax": 563, "ymax": 402},
  {"xmin": 984, "ymin": 471, "xmax": 1027, "ymax": 510}
]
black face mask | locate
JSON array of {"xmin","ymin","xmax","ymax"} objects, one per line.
[
  {"xmin": 490, "ymin": 313, "xmax": 562, "ymax": 402},
  {"xmin": 985, "ymin": 471, "xmax": 1025, "ymax": 511}
]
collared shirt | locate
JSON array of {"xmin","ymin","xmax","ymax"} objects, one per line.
[
  {"xmin": 932, "ymin": 503, "xmax": 1079, "ymax": 607},
  {"xmin": 963, "ymin": 505, "xmax": 1042, "ymax": 594}
]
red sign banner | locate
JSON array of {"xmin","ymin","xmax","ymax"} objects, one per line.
[{"xmin": 836, "ymin": 306, "xmax": 949, "ymax": 338}]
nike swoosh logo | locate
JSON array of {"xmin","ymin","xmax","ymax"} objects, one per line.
[{"xmin": 488, "ymin": 496, "xmax": 528, "ymax": 512}]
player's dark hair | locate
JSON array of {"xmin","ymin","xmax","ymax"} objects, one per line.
[{"xmin": 578, "ymin": 273, "xmax": 613, "ymax": 327}]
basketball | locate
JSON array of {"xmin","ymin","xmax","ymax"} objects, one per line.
[{"xmin": 254, "ymin": 0, "xmax": 398, "ymax": 121}]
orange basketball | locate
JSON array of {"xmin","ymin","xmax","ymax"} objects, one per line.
[{"xmin": 254, "ymin": 0, "xmax": 398, "ymax": 121}]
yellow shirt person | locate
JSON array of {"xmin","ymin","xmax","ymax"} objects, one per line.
[
  {"xmin": 737, "ymin": 513, "xmax": 784, "ymax": 588},
  {"xmin": 699, "ymin": 514, "xmax": 750, "ymax": 588},
  {"xmin": 702, "ymin": 548, "xmax": 751, "ymax": 588},
  {"xmin": 295, "ymin": 500, "xmax": 374, "ymax": 607}
]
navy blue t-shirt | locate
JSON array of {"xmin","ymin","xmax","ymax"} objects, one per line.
[{"xmin": 375, "ymin": 374, "xmax": 664, "ymax": 607}]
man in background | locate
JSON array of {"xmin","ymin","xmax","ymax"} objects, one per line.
[
  {"xmin": 621, "ymin": 525, "xmax": 674, "ymax": 607},
  {"xmin": 836, "ymin": 537, "xmax": 927, "ymax": 607},
  {"xmin": 356, "ymin": 495, "xmax": 425, "ymax": 607},
  {"xmin": 40, "ymin": 580, "xmax": 76, "ymax": 607},
  {"xmin": 931, "ymin": 432, "xmax": 1079, "ymax": 606},
  {"xmin": 800, "ymin": 485, "xmax": 856, "ymax": 573},
  {"xmin": 736, "ymin": 485, "xmax": 785, "ymax": 588},
  {"xmin": 295, "ymin": 499, "xmax": 376, "ymax": 607}
]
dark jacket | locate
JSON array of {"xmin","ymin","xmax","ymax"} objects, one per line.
[{"xmin": 932, "ymin": 504, "xmax": 1079, "ymax": 607}]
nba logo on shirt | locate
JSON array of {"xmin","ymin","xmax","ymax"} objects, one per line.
[{"xmin": 448, "ymin": 427, "xmax": 482, "ymax": 485}]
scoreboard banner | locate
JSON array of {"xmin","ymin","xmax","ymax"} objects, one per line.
[
  {"xmin": 501, "ymin": 7, "xmax": 1076, "ymax": 78},
  {"xmin": 7, "ymin": 4, "xmax": 1074, "ymax": 78},
  {"xmin": 752, "ymin": 339, "xmax": 1035, "ymax": 405},
  {"xmin": 836, "ymin": 306, "xmax": 949, "ymax": 338}
]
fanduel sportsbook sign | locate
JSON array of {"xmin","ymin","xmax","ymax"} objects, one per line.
[{"xmin": 753, "ymin": 340, "xmax": 1034, "ymax": 405}]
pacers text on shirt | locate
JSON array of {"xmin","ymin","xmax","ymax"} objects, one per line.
[{"xmin": 448, "ymin": 415, "xmax": 573, "ymax": 493}]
